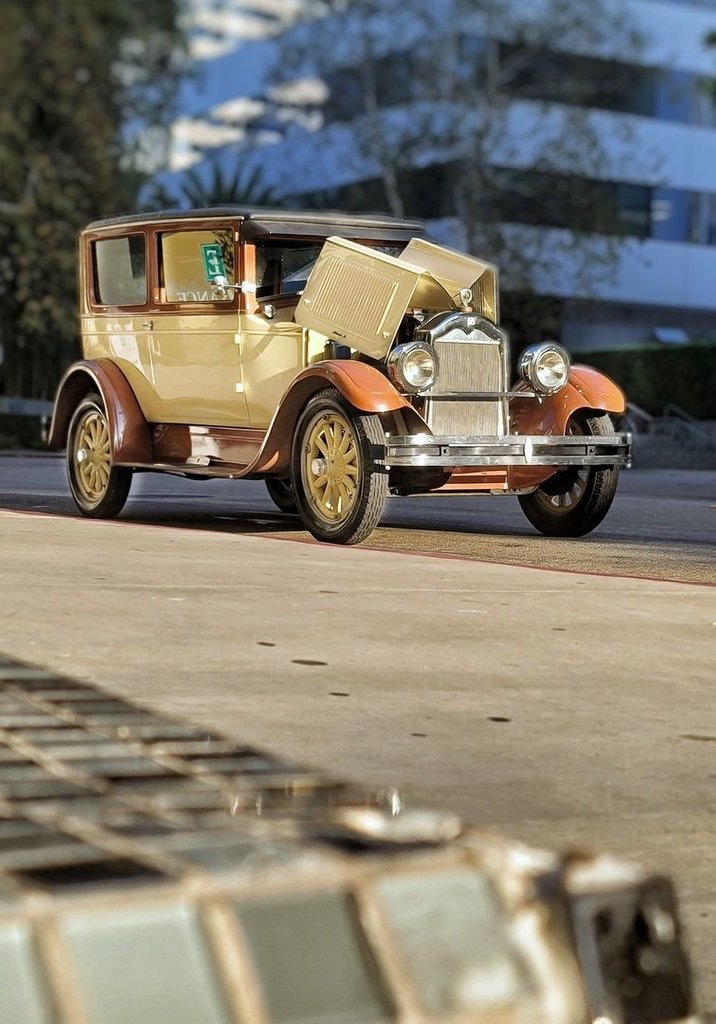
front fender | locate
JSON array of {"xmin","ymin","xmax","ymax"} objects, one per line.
[
  {"xmin": 510, "ymin": 366, "xmax": 626, "ymax": 437},
  {"xmin": 508, "ymin": 366, "xmax": 626, "ymax": 490},
  {"xmin": 48, "ymin": 360, "xmax": 152, "ymax": 464},
  {"xmin": 252, "ymin": 360, "xmax": 421, "ymax": 476},
  {"xmin": 291, "ymin": 360, "xmax": 415, "ymax": 414}
]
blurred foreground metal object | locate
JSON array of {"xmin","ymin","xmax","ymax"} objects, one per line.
[{"xmin": 0, "ymin": 655, "xmax": 698, "ymax": 1024}]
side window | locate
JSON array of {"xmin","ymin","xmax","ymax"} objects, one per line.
[
  {"xmin": 255, "ymin": 242, "xmax": 324, "ymax": 298},
  {"xmin": 92, "ymin": 235, "xmax": 146, "ymax": 306},
  {"xmin": 159, "ymin": 229, "xmax": 236, "ymax": 304}
]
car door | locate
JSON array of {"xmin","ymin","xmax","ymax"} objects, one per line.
[
  {"xmin": 238, "ymin": 239, "xmax": 326, "ymax": 428},
  {"xmin": 143, "ymin": 222, "xmax": 249, "ymax": 425}
]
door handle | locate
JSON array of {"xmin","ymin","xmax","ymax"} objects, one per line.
[{"xmin": 141, "ymin": 320, "xmax": 154, "ymax": 330}]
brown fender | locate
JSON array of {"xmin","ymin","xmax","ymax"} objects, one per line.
[
  {"xmin": 48, "ymin": 360, "xmax": 153, "ymax": 464},
  {"xmin": 251, "ymin": 360, "xmax": 422, "ymax": 476},
  {"xmin": 510, "ymin": 365, "xmax": 625, "ymax": 437},
  {"xmin": 508, "ymin": 365, "xmax": 626, "ymax": 490},
  {"xmin": 292, "ymin": 360, "xmax": 416, "ymax": 413}
]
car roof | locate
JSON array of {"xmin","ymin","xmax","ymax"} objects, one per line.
[{"xmin": 85, "ymin": 206, "xmax": 426, "ymax": 242}]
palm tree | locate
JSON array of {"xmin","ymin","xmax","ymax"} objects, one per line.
[{"xmin": 147, "ymin": 159, "xmax": 281, "ymax": 210}]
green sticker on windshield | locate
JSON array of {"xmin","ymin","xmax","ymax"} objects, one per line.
[{"xmin": 201, "ymin": 243, "xmax": 226, "ymax": 281}]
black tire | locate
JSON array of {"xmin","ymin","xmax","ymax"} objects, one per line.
[
  {"xmin": 66, "ymin": 394, "xmax": 133, "ymax": 518},
  {"xmin": 291, "ymin": 387, "xmax": 388, "ymax": 544},
  {"xmin": 265, "ymin": 477, "xmax": 298, "ymax": 514},
  {"xmin": 518, "ymin": 413, "xmax": 619, "ymax": 537}
]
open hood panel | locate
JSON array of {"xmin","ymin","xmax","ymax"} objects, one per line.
[{"xmin": 295, "ymin": 236, "xmax": 499, "ymax": 359}]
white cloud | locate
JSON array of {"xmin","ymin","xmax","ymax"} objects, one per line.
[
  {"xmin": 210, "ymin": 96, "xmax": 267, "ymax": 123},
  {"xmin": 171, "ymin": 116, "xmax": 246, "ymax": 148},
  {"xmin": 182, "ymin": 0, "xmax": 303, "ymax": 60},
  {"xmin": 268, "ymin": 77, "xmax": 329, "ymax": 106}
]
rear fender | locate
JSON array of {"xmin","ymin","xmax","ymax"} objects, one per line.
[
  {"xmin": 48, "ymin": 360, "xmax": 152, "ymax": 464},
  {"xmin": 508, "ymin": 366, "xmax": 626, "ymax": 490},
  {"xmin": 253, "ymin": 360, "xmax": 424, "ymax": 476}
]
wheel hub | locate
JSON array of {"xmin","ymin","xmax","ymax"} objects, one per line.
[{"xmin": 309, "ymin": 451, "xmax": 347, "ymax": 486}]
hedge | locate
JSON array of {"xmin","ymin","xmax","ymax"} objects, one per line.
[{"xmin": 576, "ymin": 345, "xmax": 716, "ymax": 419}]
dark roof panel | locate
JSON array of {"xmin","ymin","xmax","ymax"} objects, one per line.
[{"xmin": 85, "ymin": 206, "xmax": 426, "ymax": 240}]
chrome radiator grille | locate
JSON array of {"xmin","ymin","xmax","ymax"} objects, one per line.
[{"xmin": 425, "ymin": 336, "xmax": 507, "ymax": 436}]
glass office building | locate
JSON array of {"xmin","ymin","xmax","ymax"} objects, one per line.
[{"xmin": 164, "ymin": 0, "xmax": 716, "ymax": 348}]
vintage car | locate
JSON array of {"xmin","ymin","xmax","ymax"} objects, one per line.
[
  {"xmin": 0, "ymin": 655, "xmax": 699, "ymax": 1024},
  {"xmin": 49, "ymin": 208, "xmax": 631, "ymax": 544}
]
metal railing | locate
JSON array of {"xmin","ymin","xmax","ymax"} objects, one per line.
[
  {"xmin": 657, "ymin": 403, "xmax": 714, "ymax": 450},
  {"xmin": 624, "ymin": 402, "xmax": 715, "ymax": 452}
]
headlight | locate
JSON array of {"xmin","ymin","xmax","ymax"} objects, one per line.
[
  {"xmin": 518, "ymin": 343, "xmax": 571, "ymax": 395},
  {"xmin": 387, "ymin": 342, "xmax": 439, "ymax": 394}
]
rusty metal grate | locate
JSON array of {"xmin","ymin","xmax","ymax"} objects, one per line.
[
  {"xmin": 0, "ymin": 655, "xmax": 412, "ymax": 1024},
  {"xmin": 0, "ymin": 655, "xmax": 364, "ymax": 896}
]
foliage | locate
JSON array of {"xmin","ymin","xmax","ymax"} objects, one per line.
[
  {"xmin": 0, "ymin": 0, "xmax": 185, "ymax": 400},
  {"xmin": 578, "ymin": 345, "xmax": 716, "ymax": 419},
  {"xmin": 501, "ymin": 292, "xmax": 565, "ymax": 361}
]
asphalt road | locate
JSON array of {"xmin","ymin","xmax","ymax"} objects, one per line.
[
  {"xmin": 0, "ymin": 452, "xmax": 713, "ymax": 583},
  {"xmin": 0, "ymin": 453, "xmax": 714, "ymax": 1013}
]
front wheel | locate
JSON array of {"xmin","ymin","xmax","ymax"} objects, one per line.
[
  {"xmin": 518, "ymin": 413, "xmax": 619, "ymax": 537},
  {"xmin": 67, "ymin": 394, "xmax": 133, "ymax": 518},
  {"xmin": 291, "ymin": 388, "xmax": 388, "ymax": 544}
]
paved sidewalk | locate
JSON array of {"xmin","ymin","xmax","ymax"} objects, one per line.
[{"xmin": 0, "ymin": 508, "xmax": 714, "ymax": 1011}]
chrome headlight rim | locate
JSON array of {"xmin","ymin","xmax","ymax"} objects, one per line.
[
  {"xmin": 386, "ymin": 341, "xmax": 439, "ymax": 395},
  {"xmin": 518, "ymin": 342, "xmax": 571, "ymax": 395}
]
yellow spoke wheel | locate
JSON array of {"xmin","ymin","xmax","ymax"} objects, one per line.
[
  {"xmin": 67, "ymin": 395, "xmax": 132, "ymax": 518},
  {"xmin": 303, "ymin": 411, "xmax": 360, "ymax": 524},
  {"xmin": 292, "ymin": 388, "xmax": 388, "ymax": 545},
  {"xmin": 74, "ymin": 409, "xmax": 111, "ymax": 503}
]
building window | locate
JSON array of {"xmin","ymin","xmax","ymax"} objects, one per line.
[
  {"xmin": 322, "ymin": 37, "xmax": 703, "ymax": 127},
  {"xmin": 501, "ymin": 44, "xmax": 657, "ymax": 118}
]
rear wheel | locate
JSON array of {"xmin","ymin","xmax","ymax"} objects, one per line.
[
  {"xmin": 67, "ymin": 394, "xmax": 132, "ymax": 518},
  {"xmin": 264, "ymin": 477, "xmax": 298, "ymax": 514},
  {"xmin": 291, "ymin": 388, "xmax": 388, "ymax": 545},
  {"xmin": 518, "ymin": 413, "xmax": 619, "ymax": 537}
]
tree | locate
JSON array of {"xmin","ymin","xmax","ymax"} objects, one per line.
[
  {"xmin": 269, "ymin": 0, "xmax": 649, "ymax": 345},
  {"xmin": 0, "ymin": 0, "xmax": 185, "ymax": 400}
]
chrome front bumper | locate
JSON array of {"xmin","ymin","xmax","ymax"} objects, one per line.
[{"xmin": 380, "ymin": 433, "xmax": 632, "ymax": 469}]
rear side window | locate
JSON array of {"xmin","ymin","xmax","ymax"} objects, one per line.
[{"xmin": 92, "ymin": 235, "xmax": 146, "ymax": 306}]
